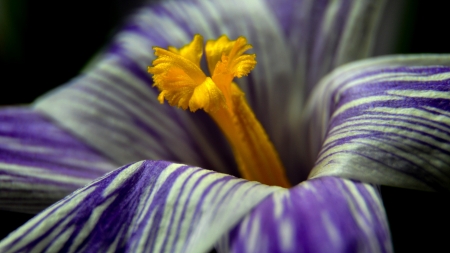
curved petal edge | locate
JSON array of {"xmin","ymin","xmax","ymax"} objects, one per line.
[
  {"xmin": 0, "ymin": 160, "xmax": 282, "ymax": 253},
  {"xmin": 304, "ymin": 55, "xmax": 450, "ymax": 192}
]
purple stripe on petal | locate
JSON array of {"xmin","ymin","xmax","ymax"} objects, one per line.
[
  {"xmin": 0, "ymin": 107, "xmax": 116, "ymax": 213},
  {"xmin": 218, "ymin": 177, "xmax": 392, "ymax": 253},
  {"xmin": 303, "ymin": 56, "xmax": 450, "ymax": 191},
  {"xmin": 0, "ymin": 160, "xmax": 279, "ymax": 253}
]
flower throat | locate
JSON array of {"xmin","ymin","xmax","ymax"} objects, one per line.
[{"xmin": 148, "ymin": 35, "xmax": 291, "ymax": 188}]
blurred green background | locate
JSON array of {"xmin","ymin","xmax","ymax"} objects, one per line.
[{"xmin": 1, "ymin": 0, "xmax": 449, "ymax": 252}]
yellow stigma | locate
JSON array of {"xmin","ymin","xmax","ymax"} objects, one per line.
[{"xmin": 148, "ymin": 34, "xmax": 291, "ymax": 188}]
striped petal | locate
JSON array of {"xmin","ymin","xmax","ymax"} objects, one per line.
[
  {"xmin": 217, "ymin": 177, "xmax": 392, "ymax": 253},
  {"xmin": 0, "ymin": 107, "xmax": 116, "ymax": 213},
  {"xmin": 34, "ymin": 0, "xmax": 387, "ymax": 182},
  {"xmin": 0, "ymin": 160, "xmax": 282, "ymax": 253},
  {"xmin": 304, "ymin": 55, "xmax": 450, "ymax": 192}
]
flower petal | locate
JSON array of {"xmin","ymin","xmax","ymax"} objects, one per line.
[
  {"xmin": 0, "ymin": 107, "xmax": 116, "ymax": 213},
  {"xmin": 34, "ymin": 0, "xmax": 387, "ymax": 182},
  {"xmin": 217, "ymin": 177, "xmax": 392, "ymax": 253},
  {"xmin": 0, "ymin": 160, "xmax": 282, "ymax": 253},
  {"xmin": 258, "ymin": 0, "xmax": 387, "ymax": 183},
  {"xmin": 304, "ymin": 55, "xmax": 450, "ymax": 191}
]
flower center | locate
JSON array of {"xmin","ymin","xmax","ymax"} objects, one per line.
[{"xmin": 148, "ymin": 34, "xmax": 291, "ymax": 188}]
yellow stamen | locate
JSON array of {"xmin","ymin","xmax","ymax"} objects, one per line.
[{"xmin": 148, "ymin": 34, "xmax": 291, "ymax": 188}]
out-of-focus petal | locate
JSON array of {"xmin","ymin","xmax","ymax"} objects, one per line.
[
  {"xmin": 304, "ymin": 55, "xmax": 450, "ymax": 191},
  {"xmin": 34, "ymin": 0, "xmax": 387, "ymax": 182},
  {"xmin": 0, "ymin": 160, "xmax": 282, "ymax": 253},
  {"xmin": 0, "ymin": 108, "xmax": 117, "ymax": 213},
  {"xmin": 217, "ymin": 177, "xmax": 392, "ymax": 253},
  {"xmin": 263, "ymin": 0, "xmax": 386, "ymax": 182}
]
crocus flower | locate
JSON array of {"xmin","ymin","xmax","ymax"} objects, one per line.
[{"xmin": 1, "ymin": 0, "xmax": 449, "ymax": 252}]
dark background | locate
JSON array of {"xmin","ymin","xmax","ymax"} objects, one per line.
[{"xmin": 1, "ymin": 0, "xmax": 449, "ymax": 252}]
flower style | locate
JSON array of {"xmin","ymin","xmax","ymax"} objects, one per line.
[
  {"xmin": 149, "ymin": 34, "xmax": 290, "ymax": 187},
  {"xmin": 1, "ymin": 0, "xmax": 450, "ymax": 253}
]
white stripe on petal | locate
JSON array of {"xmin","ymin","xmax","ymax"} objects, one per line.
[
  {"xmin": 0, "ymin": 108, "xmax": 116, "ymax": 213},
  {"xmin": 0, "ymin": 160, "xmax": 281, "ymax": 253},
  {"xmin": 304, "ymin": 55, "xmax": 450, "ymax": 191},
  {"xmin": 217, "ymin": 177, "xmax": 392, "ymax": 253}
]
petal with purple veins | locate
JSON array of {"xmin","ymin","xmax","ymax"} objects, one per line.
[
  {"xmin": 304, "ymin": 55, "xmax": 450, "ymax": 192},
  {"xmin": 217, "ymin": 177, "xmax": 392, "ymax": 253},
  {"xmin": 0, "ymin": 107, "xmax": 117, "ymax": 213},
  {"xmin": 0, "ymin": 160, "xmax": 282, "ymax": 253}
]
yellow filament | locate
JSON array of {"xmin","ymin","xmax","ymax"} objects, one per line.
[{"xmin": 148, "ymin": 34, "xmax": 291, "ymax": 188}]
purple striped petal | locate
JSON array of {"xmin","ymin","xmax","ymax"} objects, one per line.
[
  {"xmin": 217, "ymin": 177, "xmax": 392, "ymax": 253},
  {"xmin": 303, "ymin": 55, "xmax": 450, "ymax": 191},
  {"xmin": 0, "ymin": 107, "xmax": 116, "ymax": 213},
  {"xmin": 34, "ymin": 0, "xmax": 387, "ymax": 183},
  {"xmin": 0, "ymin": 160, "xmax": 281, "ymax": 253}
]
